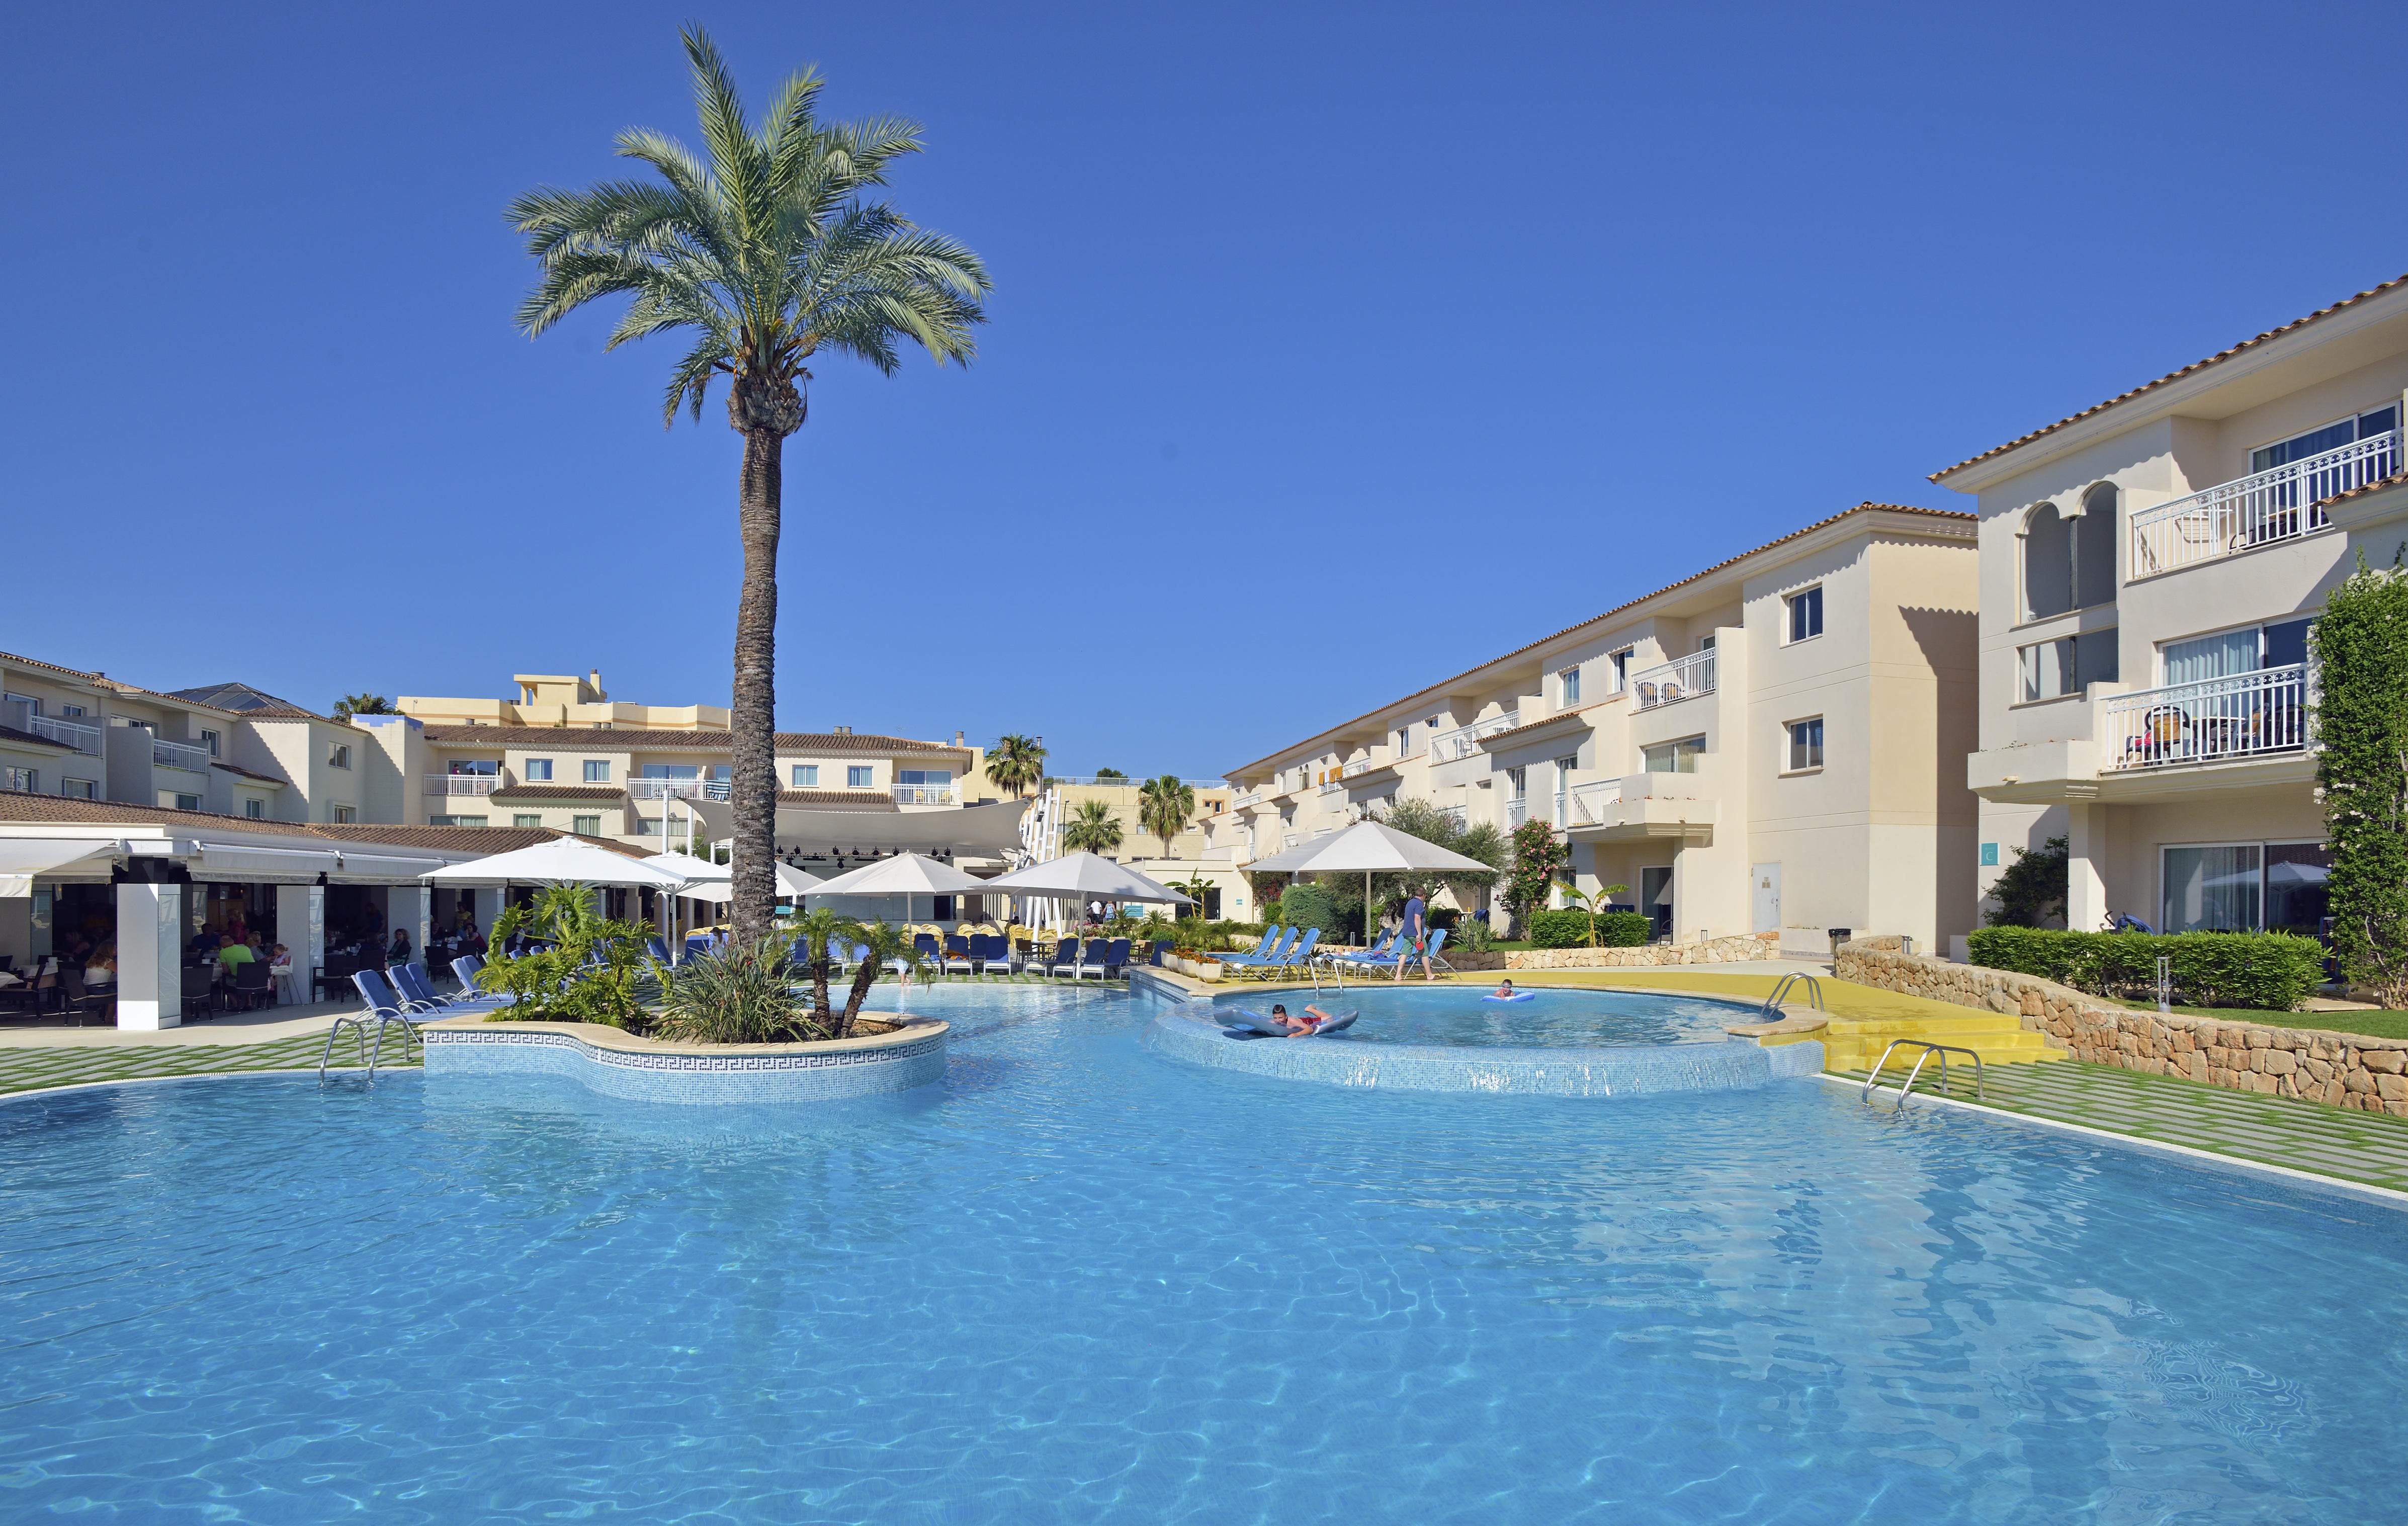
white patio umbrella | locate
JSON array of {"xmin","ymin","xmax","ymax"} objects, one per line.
[
  {"xmin": 1262, "ymin": 821, "xmax": 1493, "ymax": 941},
  {"xmin": 421, "ymin": 836, "xmax": 692, "ymax": 889},
  {"xmin": 802, "ymin": 852, "xmax": 986, "ymax": 898},
  {"xmin": 984, "ymin": 851, "xmax": 1194, "ymax": 932}
]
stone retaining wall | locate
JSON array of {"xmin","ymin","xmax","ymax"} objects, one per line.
[
  {"xmin": 1506, "ymin": 931, "xmax": 1780, "ymax": 970},
  {"xmin": 1836, "ymin": 939, "xmax": 2408, "ymax": 1117}
]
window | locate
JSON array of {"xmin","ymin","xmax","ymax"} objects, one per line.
[
  {"xmin": 572, "ymin": 814, "xmax": 603, "ymax": 835},
  {"xmin": 327, "ymin": 743, "xmax": 352, "ymax": 770},
  {"xmin": 3, "ymin": 692, "xmax": 41, "ymax": 716},
  {"xmin": 331, "ymin": 804, "xmax": 356, "ymax": 823},
  {"xmin": 2022, "ymin": 487, "xmax": 2118, "ymax": 619},
  {"xmin": 2251, "ymin": 405, "xmax": 2398, "ymax": 473},
  {"xmin": 1786, "ymin": 717, "xmax": 1825, "ymax": 771},
  {"xmin": 524, "ymin": 758, "xmax": 553, "ymax": 782},
  {"xmin": 1558, "ymin": 665, "xmax": 1582, "ymax": 706},
  {"xmin": 1643, "ymin": 736, "xmax": 1705, "ymax": 774},
  {"xmin": 451, "ymin": 759, "xmax": 499, "ymax": 777},
  {"xmin": 1785, "ymin": 585, "xmax": 1823, "ymax": 643},
  {"xmin": 514, "ymin": 814, "xmax": 542, "ymax": 828},
  {"xmin": 1610, "ymin": 650, "xmax": 1631, "ymax": 692},
  {"xmin": 244, "ymin": 799, "xmax": 265, "ymax": 819},
  {"xmin": 897, "ymin": 769, "xmax": 951, "ymax": 786},
  {"xmin": 61, "ymin": 705, "xmax": 83, "ymax": 718},
  {"xmin": 2160, "ymin": 617, "xmax": 2311, "ymax": 685},
  {"xmin": 2, "ymin": 768, "xmax": 33, "ymax": 793},
  {"xmin": 175, "ymin": 793, "xmax": 202, "ymax": 811},
  {"xmin": 637, "ymin": 817, "xmax": 663, "ymax": 835},
  {"xmin": 1505, "ymin": 766, "xmax": 1526, "ymax": 799},
  {"xmin": 847, "ymin": 765, "xmax": 873, "ymax": 789},
  {"xmin": 1552, "ymin": 753, "xmax": 1578, "ymax": 827},
  {"xmin": 1395, "ymin": 725, "xmax": 1412, "ymax": 755},
  {"xmin": 200, "ymin": 729, "xmax": 220, "ymax": 757},
  {"xmin": 791, "ymin": 764, "xmax": 819, "ymax": 788},
  {"xmin": 429, "ymin": 814, "xmax": 487, "ymax": 827},
  {"xmin": 62, "ymin": 777, "xmax": 96, "ymax": 799},
  {"xmin": 2017, "ymin": 630, "xmax": 2119, "ymax": 702},
  {"xmin": 582, "ymin": 760, "xmax": 611, "ymax": 783},
  {"xmin": 2163, "ymin": 840, "xmax": 2331, "ymax": 935}
]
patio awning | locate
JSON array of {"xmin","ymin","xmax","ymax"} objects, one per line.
[
  {"xmin": 0, "ymin": 837, "xmax": 120, "ymax": 897},
  {"xmin": 196, "ymin": 841, "xmax": 341, "ymax": 877}
]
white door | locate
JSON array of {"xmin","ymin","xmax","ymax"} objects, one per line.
[{"xmin": 1751, "ymin": 863, "xmax": 1780, "ymax": 935}]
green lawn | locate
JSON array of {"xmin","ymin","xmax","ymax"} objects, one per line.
[{"xmin": 2109, "ymin": 997, "xmax": 2408, "ymax": 1042}]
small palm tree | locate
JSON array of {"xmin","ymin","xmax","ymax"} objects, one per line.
[
  {"xmin": 1061, "ymin": 798, "xmax": 1124, "ymax": 856},
  {"xmin": 1137, "ymin": 775, "xmax": 1196, "ymax": 859},
  {"xmin": 509, "ymin": 26, "xmax": 989, "ymax": 944},
  {"xmin": 1169, "ymin": 873, "xmax": 1217, "ymax": 919},
  {"xmin": 332, "ymin": 693, "xmax": 393, "ymax": 722},
  {"xmin": 1561, "ymin": 882, "xmax": 1630, "ymax": 946},
  {"xmin": 984, "ymin": 734, "xmax": 1047, "ymax": 799}
]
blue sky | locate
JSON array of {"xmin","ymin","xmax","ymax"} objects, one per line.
[{"xmin": 7, "ymin": 2, "xmax": 2406, "ymax": 780}]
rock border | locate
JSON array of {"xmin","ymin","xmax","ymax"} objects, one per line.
[{"xmin": 1836, "ymin": 937, "xmax": 2408, "ymax": 1116}]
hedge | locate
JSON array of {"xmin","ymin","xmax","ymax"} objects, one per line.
[
  {"xmin": 1964, "ymin": 927, "xmax": 2325, "ymax": 1011},
  {"xmin": 1279, "ymin": 883, "xmax": 1344, "ymax": 940},
  {"xmin": 1527, "ymin": 909, "xmax": 1654, "ymax": 949}
]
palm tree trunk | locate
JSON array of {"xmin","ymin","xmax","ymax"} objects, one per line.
[{"xmin": 729, "ymin": 420, "xmax": 783, "ymax": 943}]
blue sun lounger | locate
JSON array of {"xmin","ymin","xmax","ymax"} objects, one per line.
[{"xmin": 1220, "ymin": 926, "xmax": 1299, "ymax": 973}]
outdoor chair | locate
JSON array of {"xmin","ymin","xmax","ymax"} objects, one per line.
[
  {"xmin": 1077, "ymin": 938, "xmax": 1130, "ymax": 980},
  {"xmin": 1221, "ymin": 927, "xmax": 1300, "ymax": 973},
  {"xmin": 1327, "ymin": 929, "xmax": 1397, "ymax": 975},
  {"xmin": 59, "ymin": 967, "xmax": 112, "ymax": 1027},
  {"xmin": 645, "ymin": 936, "xmax": 672, "ymax": 965},
  {"xmin": 394, "ymin": 961, "xmax": 507, "ymax": 1014},
  {"xmin": 941, "ymin": 935, "xmax": 975, "ymax": 976},
  {"xmin": 1636, "ymin": 682, "xmax": 1659, "ymax": 707},
  {"xmin": 1228, "ymin": 926, "xmax": 1279, "ymax": 963},
  {"xmin": 322, "ymin": 970, "xmax": 424, "ymax": 1077},
  {"xmin": 1044, "ymin": 939, "xmax": 1083, "ymax": 977},
  {"xmin": 913, "ymin": 932, "xmax": 945, "ymax": 974},
  {"xmin": 227, "ymin": 960, "xmax": 274, "ymax": 1012},
  {"xmin": 1252, "ymin": 926, "xmax": 1321, "ymax": 979}
]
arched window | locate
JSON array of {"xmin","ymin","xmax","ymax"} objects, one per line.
[
  {"xmin": 2024, "ymin": 503, "xmax": 2073, "ymax": 619},
  {"xmin": 2075, "ymin": 482, "xmax": 2118, "ymax": 609}
]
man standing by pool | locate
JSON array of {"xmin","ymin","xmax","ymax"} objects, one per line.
[{"xmin": 1394, "ymin": 887, "xmax": 1435, "ymax": 982}]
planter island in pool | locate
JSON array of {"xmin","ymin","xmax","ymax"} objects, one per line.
[{"xmin": 420, "ymin": 1013, "xmax": 949, "ymax": 1104}]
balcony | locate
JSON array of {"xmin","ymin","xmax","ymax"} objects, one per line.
[
  {"xmin": 629, "ymin": 777, "xmax": 731, "ymax": 801},
  {"xmin": 1232, "ymin": 789, "xmax": 1263, "ymax": 808},
  {"xmin": 152, "ymin": 739, "xmax": 209, "ymax": 773},
  {"xmin": 2103, "ymin": 664, "xmax": 2308, "ymax": 772},
  {"xmin": 1339, "ymin": 757, "xmax": 1381, "ymax": 779},
  {"xmin": 1431, "ymin": 711, "xmax": 1521, "ymax": 760},
  {"xmin": 1565, "ymin": 780, "xmax": 1623, "ymax": 827},
  {"xmin": 1632, "ymin": 650, "xmax": 1716, "ymax": 710},
  {"xmin": 2129, "ymin": 431, "xmax": 2397, "ymax": 578},
  {"xmin": 1505, "ymin": 797, "xmax": 1527, "ymax": 829},
  {"xmin": 425, "ymin": 774, "xmax": 499, "ymax": 797},
  {"xmin": 1316, "ymin": 779, "xmax": 1344, "ymax": 796},
  {"xmin": 891, "ymin": 783, "xmax": 956, "ymax": 805},
  {"xmin": 25, "ymin": 715, "xmax": 102, "ymax": 755}
]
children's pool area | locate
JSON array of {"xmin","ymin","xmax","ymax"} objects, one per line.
[{"xmin": 4, "ymin": 981, "xmax": 2404, "ymax": 1522}]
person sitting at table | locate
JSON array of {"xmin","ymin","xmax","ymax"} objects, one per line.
[
  {"xmin": 268, "ymin": 943, "xmax": 299, "ymax": 1005},
  {"xmin": 84, "ymin": 942, "xmax": 118, "ymax": 989},
  {"xmin": 188, "ymin": 927, "xmax": 221, "ymax": 958},
  {"xmin": 387, "ymin": 927, "xmax": 413, "ymax": 967},
  {"xmin": 460, "ymin": 923, "xmax": 487, "ymax": 958},
  {"xmin": 216, "ymin": 935, "xmax": 255, "ymax": 976}
]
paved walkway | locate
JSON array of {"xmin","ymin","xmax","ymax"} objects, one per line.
[
  {"xmin": 1835, "ymin": 1058, "xmax": 2408, "ymax": 1195},
  {"xmin": 0, "ymin": 997, "xmax": 363, "ymax": 1049},
  {"xmin": 0, "ymin": 1029, "xmax": 415, "ymax": 1097}
]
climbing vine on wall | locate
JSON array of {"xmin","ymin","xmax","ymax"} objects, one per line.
[{"xmin": 2312, "ymin": 554, "xmax": 2408, "ymax": 1006}]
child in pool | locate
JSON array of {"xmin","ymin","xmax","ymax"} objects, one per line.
[
  {"xmin": 1492, "ymin": 979, "xmax": 1516, "ymax": 999},
  {"xmin": 1270, "ymin": 1002, "xmax": 1340, "ymax": 1036}
]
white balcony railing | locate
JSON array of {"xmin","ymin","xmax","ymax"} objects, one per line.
[
  {"xmin": 152, "ymin": 739, "xmax": 209, "ymax": 773},
  {"xmin": 2103, "ymin": 663, "xmax": 2309, "ymax": 771},
  {"xmin": 1506, "ymin": 797, "xmax": 1528, "ymax": 829},
  {"xmin": 424, "ymin": 774, "xmax": 499, "ymax": 797},
  {"xmin": 1316, "ymin": 779, "xmax": 1344, "ymax": 796},
  {"xmin": 1632, "ymin": 650, "xmax": 1716, "ymax": 710},
  {"xmin": 1436, "ymin": 804, "xmax": 1467, "ymax": 831},
  {"xmin": 2130, "ymin": 431, "xmax": 2398, "ymax": 578},
  {"xmin": 1232, "ymin": 789, "xmax": 1263, "ymax": 808},
  {"xmin": 1565, "ymin": 780, "xmax": 1623, "ymax": 827},
  {"xmin": 626, "ymin": 780, "xmax": 727, "ymax": 804},
  {"xmin": 1340, "ymin": 757, "xmax": 1382, "ymax": 779},
  {"xmin": 25, "ymin": 715, "xmax": 102, "ymax": 754},
  {"xmin": 1430, "ymin": 711, "xmax": 1522, "ymax": 760},
  {"xmin": 891, "ymin": 783, "xmax": 956, "ymax": 805}
]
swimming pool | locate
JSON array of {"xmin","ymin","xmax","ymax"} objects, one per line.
[
  {"xmin": 1218, "ymin": 983, "xmax": 1750, "ymax": 1046},
  {"xmin": 4, "ymin": 981, "xmax": 2403, "ymax": 1522}
]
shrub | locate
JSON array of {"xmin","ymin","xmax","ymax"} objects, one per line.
[
  {"xmin": 1429, "ymin": 906, "xmax": 1461, "ymax": 931},
  {"xmin": 1985, "ymin": 836, "xmax": 2069, "ymax": 927},
  {"xmin": 1965, "ymin": 927, "xmax": 2324, "ymax": 1011},
  {"xmin": 653, "ymin": 935, "xmax": 818, "ymax": 1043},
  {"xmin": 2314, "ymin": 558, "xmax": 2408, "ymax": 1006},
  {"xmin": 1452, "ymin": 916, "xmax": 1494, "ymax": 953},
  {"xmin": 1258, "ymin": 898, "xmax": 1283, "ymax": 926},
  {"xmin": 1593, "ymin": 912, "xmax": 1653, "ymax": 947},
  {"xmin": 475, "ymin": 887, "xmax": 660, "ymax": 1029},
  {"xmin": 1526, "ymin": 909, "xmax": 1591, "ymax": 948},
  {"xmin": 1503, "ymin": 821, "xmax": 1566, "ymax": 920},
  {"xmin": 1279, "ymin": 883, "xmax": 1343, "ymax": 938}
]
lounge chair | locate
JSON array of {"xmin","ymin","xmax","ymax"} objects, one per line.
[
  {"xmin": 321, "ymin": 970, "xmax": 424, "ymax": 1077},
  {"xmin": 645, "ymin": 936, "xmax": 673, "ymax": 965},
  {"xmin": 1220, "ymin": 927, "xmax": 1299, "ymax": 973},
  {"xmin": 1354, "ymin": 926, "xmax": 1451, "ymax": 976},
  {"xmin": 393, "ymin": 961, "xmax": 506, "ymax": 1015},
  {"xmin": 1234, "ymin": 927, "xmax": 1318, "ymax": 980},
  {"xmin": 1227, "ymin": 926, "xmax": 1280, "ymax": 963},
  {"xmin": 973, "ymin": 934, "xmax": 1013, "ymax": 974},
  {"xmin": 1327, "ymin": 929, "xmax": 1397, "ymax": 975},
  {"xmin": 1077, "ymin": 938, "xmax": 1130, "ymax": 980},
  {"xmin": 1044, "ymin": 939, "xmax": 1083, "ymax": 977},
  {"xmin": 912, "ymin": 932, "xmax": 944, "ymax": 973},
  {"xmin": 941, "ymin": 934, "xmax": 975, "ymax": 976}
]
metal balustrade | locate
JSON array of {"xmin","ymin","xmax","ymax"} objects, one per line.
[
  {"xmin": 1631, "ymin": 650, "xmax": 1716, "ymax": 710},
  {"xmin": 891, "ymin": 784, "xmax": 956, "ymax": 805},
  {"xmin": 1565, "ymin": 780, "xmax": 1623, "ymax": 827},
  {"xmin": 151, "ymin": 739, "xmax": 209, "ymax": 773},
  {"xmin": 424, "ymin": 775, "xmax": 499, "ymax": 797},
  {"xmin": 628, "ymin": 777, "xmax": 732, "ymax": 801},
  {"xmin": 1505, "ymin": 798, "xmax": 1527, "ymax": 829},
  {"xmin": 2130, "ymin": 431, "xmax": 2397, "ymax": 577},
  {"xmin": 1430, "ymin": 711, "xmax": 1521, "ymax": 760},
  {"xmin": 26, "ymin": 715, "xmax": 102, "ymax": 754},
  {"xmin": 2103, "ymin": 663, "xmax": 2308, "ymax": 770},
  {"xmin": 1232, "ymin": 789, "xmax": 1263, "ymax": 808}
]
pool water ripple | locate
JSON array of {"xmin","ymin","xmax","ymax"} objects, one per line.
[{"xmin": 0, "ymin": 982, "xmax": 2401, "ymax": 1523}]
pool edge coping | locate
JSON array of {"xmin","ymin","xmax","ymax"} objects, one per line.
[{"xmin": 1815, "ymin": 1071, "xmax": 2408, "ymax": 1213}]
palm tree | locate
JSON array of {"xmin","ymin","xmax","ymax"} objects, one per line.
[
  {"xmin": 509, "ymin": 27, "xmax": 989, "ymax": 942},
  {"xmin": 984, "ymin": 734, "xmax": 1047, "ymax": 799},
  {"xmin": 331, "ymin": 693, "xmax": 392, "ymax": 722},
  {"xmin": 1061, "ymin": 799, "xmax": 1124, "ymax": 856},
  {"xmin": 1137, "ymin": 775, "xmax": 1196, "ymax": 859}
]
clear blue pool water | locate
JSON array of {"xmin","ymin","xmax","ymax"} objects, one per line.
[
  {"xmin": 1219, "ymin": 984, "xmax": 1748, "ymax": 1046},
  {"xmin": 4, "ymin": 982, "xmax": 2405, "ymax": 1523}
]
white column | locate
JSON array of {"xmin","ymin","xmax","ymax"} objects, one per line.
[
  {"xmin": 472, "ymin": 887, "xmax": 501, "ymax": 939},
  {"xmin": 277, "ymin": 884, "xmax": 323, "ymax": 1006},
  {"xmin": 2066, "ymin": 801, "xmax": 2107, "ymax": 934},
  {"xmin": 115, "ymin": 882, "xmax": 183, "ymax": 1030}
]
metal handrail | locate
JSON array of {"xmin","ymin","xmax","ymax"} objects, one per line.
[
  {"xmin": 1862, "ymin": 1039, "xmax": 1985, "ymax": 1106},
  {"xmin": 1760, "ymin": 972, "xmax": 1825, "ymax": 1018}
]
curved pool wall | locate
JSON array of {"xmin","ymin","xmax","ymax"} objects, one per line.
[
  {"xmin": 1143, "ymin": 1003, "xmax": 1822, "ymax": 1097},
  {"xmin": 422, "ymin": 1019, "xmax": 948, "ymax": 1104}
]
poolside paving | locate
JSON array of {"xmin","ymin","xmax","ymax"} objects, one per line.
[
  {"xmin": 1835, "ymin": 1057, "xmax": 2408, "ymax": 1194},
  {"xmin": 0, "ymin": 1030, "xmax": 407, "ymax": 1096}
]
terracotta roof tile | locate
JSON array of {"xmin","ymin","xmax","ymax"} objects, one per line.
[
  {"xmin": 0, "ymin": 649, "xmax": 247, "ymax": 715},
  {"xmin": 1931, "ymin": 272, "xmax": 2408, "ymax": 482},
  {"xmin": 1222, "ymin": 502, "xmax": 1972, "ymax": 777},
  {"xmin": 778, "ymin": 789, "xmax": 899, "ymax": 811},
  {"xmin": 421, "ymin": 724, "xmax": 967, "ymax": 757},
  {"xmin": 0, "ymin": 794, "xmax": 576, "ymax": 855},
  {"xmin": 487, "ymin": 785, "xmax": 627, "ymax": 804}
]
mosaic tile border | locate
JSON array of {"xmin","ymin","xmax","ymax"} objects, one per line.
[{"xmin": 424, "ymin": 1024, "xmax": 947, "ymax": 1104}]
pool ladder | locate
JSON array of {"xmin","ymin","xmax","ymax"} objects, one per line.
[
  {"xmin": 1758, "ymin": 972, "xmax": 1825, "ymax": 1020},
  {"xmin": 1862, "ymin": 1039, "xmax": 1985, "ymax": 1107}
]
